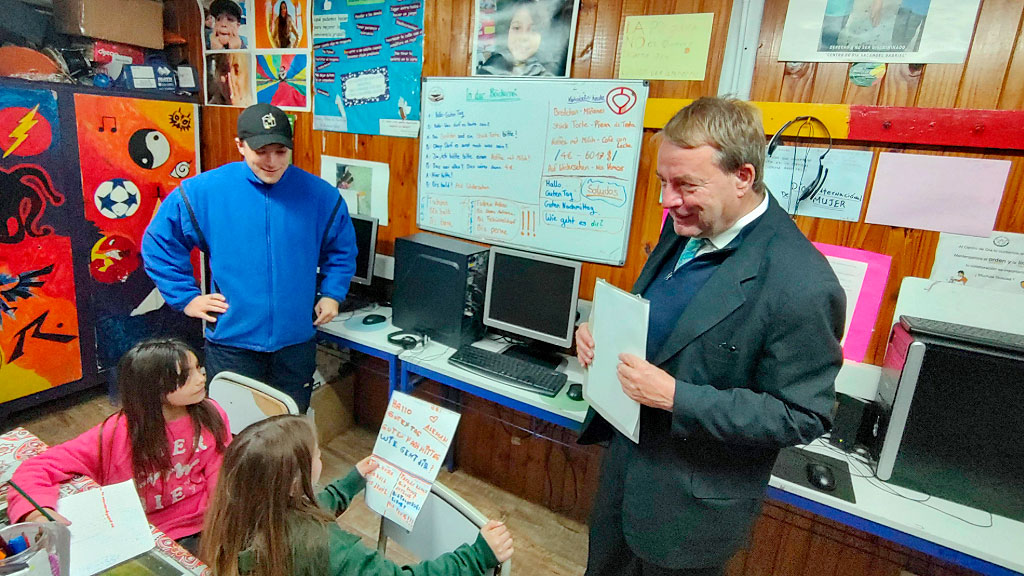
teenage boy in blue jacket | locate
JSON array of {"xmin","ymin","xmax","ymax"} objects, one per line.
[{"xmin": 142, "ymin": 103, "xmax": 356, "ymax": 413}]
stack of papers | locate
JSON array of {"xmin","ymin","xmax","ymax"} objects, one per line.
[{"xmin": 58, "ymin": 480, "xmax": 154, "ymax": 576}]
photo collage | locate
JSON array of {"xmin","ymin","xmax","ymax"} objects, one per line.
[{"xmin": 201, "ymin": 0, "xmax": 312, "ymax": 111}]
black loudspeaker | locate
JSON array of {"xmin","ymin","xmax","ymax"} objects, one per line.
[{"xmin": 829, "ymin": 392, "xmax": 870, "ymax": 452}]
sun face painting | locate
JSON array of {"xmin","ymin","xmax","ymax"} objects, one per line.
[{"xmin": 256, "ymin": 53, "xmax": 309, "ymax": 110}]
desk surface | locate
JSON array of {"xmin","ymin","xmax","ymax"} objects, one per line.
[
  {"xmin": 318, "ymin": 306, "xmax": 408, "ymax": 357},
  {"xmin": 770, "ymin": 441, "xmax": 1024, "ymax": 574},
  {"xmin": 0, "ymin": 428, "xmax": 208, "ymax": 576}
]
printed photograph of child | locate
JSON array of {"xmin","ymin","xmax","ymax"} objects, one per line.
[{"xmin": 473, "ymin": 0, "xmax": 580, "ymax": 77}]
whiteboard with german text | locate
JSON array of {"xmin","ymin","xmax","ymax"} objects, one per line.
[{"xmin": 417, "ymin": 77, "xmax": 649, "ymax": 265}]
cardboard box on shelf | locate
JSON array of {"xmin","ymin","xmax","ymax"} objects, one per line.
[{"xmin": 53, "ymin": 0, "xmax": 164, "ymax": 50}]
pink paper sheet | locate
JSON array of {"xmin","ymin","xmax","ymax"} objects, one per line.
[{"xmin": 813, "ymin": 242, "xmax": 892, "ymax": 362}]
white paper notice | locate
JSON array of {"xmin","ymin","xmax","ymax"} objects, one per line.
[
  {"xmin": 930, "ymin": 232, "xmax": 1024, "ymax": 294},
  {"xmin": 822, "ymin": 256, "xmax": 868, "ymax": 347},
  {"xmin": 585, "ymin": 279, "xmax": 646, "ymax": 443},
  {"xmin": 364, "ymin": 392, "xmax": 461, "ymax": 530},
  {"xmin": 57, "ymin": 480, "xmax": 154, "ymax": 576}
]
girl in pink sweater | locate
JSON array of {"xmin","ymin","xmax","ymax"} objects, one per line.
[{"xmin": 8, "ymin": 338, "xmax": 231, "ymax": 554}]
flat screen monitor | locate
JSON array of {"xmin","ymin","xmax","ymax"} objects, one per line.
[
  {"xmin": 350, "ymin": 214, "xmax": 378, "ymax": 285},
  {"xmin": 483, "ymin": 246, "xmax": 581, "ymax": 348}
]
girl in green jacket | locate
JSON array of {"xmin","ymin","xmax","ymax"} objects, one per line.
[{"xmin": 201, "ymin": 415, "xmax": 514, "ymax": 576}]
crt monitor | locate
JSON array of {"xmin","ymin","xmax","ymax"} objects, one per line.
[
  {"xmin": 350, "ymin": 213, "xmax": 378, "ymax": 285},
  {"xmin": 483, "ymin": 246, "xmax": 582, "ymax": 350}
]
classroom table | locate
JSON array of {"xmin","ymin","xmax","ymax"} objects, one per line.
[
  {"xmin": 316, "ymin": 306, "xmax": 407, "ymax": 394},
  {"xmin": 0, "ymin": 428, "xmax": 208, "ymax": 576},
  {"xmin": 767, "ymin": 439, "xmax": 1024, "ymax": 575}
]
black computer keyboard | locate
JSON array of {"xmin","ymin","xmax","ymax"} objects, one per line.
[
  {"xmin": 899, "ymin": 315, "xmax": 1024, "ymax": 354},
  {"xmin": 448, "ymin": 345, "xmax": 568, "ymax": 397}
]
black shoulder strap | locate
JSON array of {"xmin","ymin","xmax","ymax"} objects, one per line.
[
  {"xmin": 320, "ymin": 195, "xmax": 344, "ymax": 256},
  {"xmin": 178, "ymin": 187, "xmax": 210, "ymax": 256}
]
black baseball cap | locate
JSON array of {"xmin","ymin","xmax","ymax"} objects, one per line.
[
  {"xmin": 209, "ymin": 0, "xmax": 242, "ymax": 20},
  {"xmin": 237, "ymin": 103, "xmax": 293, "ymax": 149}
]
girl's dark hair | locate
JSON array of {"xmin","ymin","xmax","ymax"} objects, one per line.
[
  {"xmin": 201, "ymin": 415, "xmax": 331, "ymax": 576},
  {"xmin": 113, "ymin": 338, "xmax": 228, "ymax": 482}
]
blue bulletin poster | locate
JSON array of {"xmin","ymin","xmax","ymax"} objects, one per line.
[{"xmin": 312, "ymin": 0, "xmax": 424, "ymax": 137}]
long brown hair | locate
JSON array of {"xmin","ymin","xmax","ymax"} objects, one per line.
[
  {"xmin": 201, "ymin": 415, "xmax": 332, "ymax": 576},
  {"xmin": 112, "ymin": 338, "xmax": 228, "ymax": 482}
]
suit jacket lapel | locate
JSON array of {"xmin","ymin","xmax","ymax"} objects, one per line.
[
  {"xmin": 650, "ymin": 198, "xmax": 787, "ymax": 366},
  {"xmin": 634, "ymin": 222, "xmax": 684, "ymax": 295}
]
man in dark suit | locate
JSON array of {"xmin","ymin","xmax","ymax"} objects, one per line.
[{"xmin": 576, "ymin": 98, "xmax": 845, "ymax": 576}]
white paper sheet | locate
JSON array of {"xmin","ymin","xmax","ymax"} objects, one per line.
[
  {"xmin": 584, "ymin": 279, "xmax": 646, "ymax": 443},
  {"xmin": 57, "ymin": 480, "xmax": 154, "ymax": 576},
  {"xmin": 364, "ymin": 392, "xmax": 460, "ymax": 530}
]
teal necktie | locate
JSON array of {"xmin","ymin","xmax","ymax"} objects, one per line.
[{"xmin": 675, "ymin": 237, "xmax": 706, "ymax": 271}]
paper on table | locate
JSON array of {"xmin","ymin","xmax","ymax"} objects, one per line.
[
  {"xmin": 57, "ymin": 480, "xmax": 154, "ymax": 576},
  {"xmin": 584, "ymin": 279, "xmax": 646, "ymax": 444},
  {"xmin": 813, "ymin": 243, "xmax": 891, "ymax": 363},
  {"xmin": 865, "ymin": 153, "xmax": 1009, "ymax": 237},
  {"xmin": 364, "ymin": 392, "xmax": 460, "ymax": 531}
]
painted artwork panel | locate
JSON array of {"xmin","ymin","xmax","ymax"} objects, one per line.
[
  {"xmin": 256, "ymin": 52, "xmax": 310, "ymax": 110},
  {"xmin": 0, "ymin": 87, "xmax": 83, "ymax": 402},
  {"xmin": 74, "ymin": 94, "xmax": 203, "ymax": 370}
]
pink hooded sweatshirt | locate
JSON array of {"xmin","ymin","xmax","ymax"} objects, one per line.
[{"xmin": 8, "ymin": 401, "xmax": 230, "ymax": 539}]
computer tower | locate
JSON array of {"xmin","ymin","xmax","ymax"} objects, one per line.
[
  {"xmin": 829, "ymin": 392, "xmax": 871, "ymax": 452},
  {"xmin": 867, "ymin": 319, "xmax": 1024, "ymax": 521},
  {"xmin": 392, "ymin": 233, "xmax": 488, "ymax": 348}
]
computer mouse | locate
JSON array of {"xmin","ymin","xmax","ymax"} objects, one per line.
[
  {"xmin": 566, "ymin": 383, "xmax": 584, "ymax": 401},
  {"xmin": 362, "ymin": 313, "xmax": 387, "ymax": 325},
  {"xmin": 806, "ymin": 462, "xmax": 837, "ymax": 492}
]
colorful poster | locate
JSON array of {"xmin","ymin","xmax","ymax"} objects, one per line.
[
  {"xmin": 312, "ymin": 0, "xmax": 425, "ymax": 137},
  {"xmin": 471, "ymin": 0, "xmax": 581, "ymax": 78},
  {"xmin": 0, "ymin": 87, "xmax": 83, "ymax": 403},
  {"xmin": 73, "ymin": 94, "xmax": 202, "ymax": 370},
  {"xmin": 320, "ymin": 155, "xmax": 390, "ymax": 225},
  {"xmin": 930, "ymin": 232, "xmax": 1024, "ymax": 294},
  {"xmin": 256, "ymin": 0, "xmax": 310, "ymax": 48},
  {"xmin": 764, "ymin": 146, "xmax": 872, "ymax": 222},
  {"xmin": 364, "ymin": 392, "xmax": 460, "ymax": 530},
  {"xmin": 779, "ymin": 0, "xmax": 982, "ymax": 64},
  {"xmin": 256, "ymin": 52, "xmax": 311, "ymax": 109},
  {"xmin": 619, "ymin": 13, "xmax": 714, "ymax": 81},
  {"xmin": 201, "ymin": 0, "xmax": 253, "ymax": 50}
]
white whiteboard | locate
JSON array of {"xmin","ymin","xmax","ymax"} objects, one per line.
[{"xmin": 417, "ymin": 77, "xmax": 649, "ymax": 265}]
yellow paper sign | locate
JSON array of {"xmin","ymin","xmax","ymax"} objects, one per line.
[{"xmin": 619, "ymin": 13, "xmax": 714, "ymax": 81}]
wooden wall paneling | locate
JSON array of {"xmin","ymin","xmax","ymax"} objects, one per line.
[
  {"xmin": 697, "ymin": 0, "xmax": 732, "ymax": 98},
  {"xmin": 913, "ymin": 64, "xmax": 966, "ymax": 109},
  {"xmin": 842, "ymin": 65, "xmax": 882, "ymax": 106},
  {"xmin": 748, "ymin": 0, "xmax": 789, "ymax": 102},
  {"xmin": 809, "ymin": 63, "xmax": 850, "ymax": 103},
  {"xmin": 779, "ymin": 62, "xmax": 816, "ymax": 102},
  {"xmin": 877, "ymin": 64, "xmax": 922, "ymax": 107},
  {"xmin": 571, "ymin": 0, "xmax": 600, "ymax": 78},
  {"xmin": 955, "ymin": 0, "xmax": 1024, "ymax": 110},
  {"xmin": 997, "ymin": 18, "xmax": 1024, "ymax": 110}
]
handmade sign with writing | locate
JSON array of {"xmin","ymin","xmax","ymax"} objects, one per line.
[{"xmin": 364, "ymin": 392, "xmax": 461, "ymax": 530}]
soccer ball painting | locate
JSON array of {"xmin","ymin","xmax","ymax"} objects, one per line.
[{"xmin": 94, "ymin": 178, "xmax": 141, "ymax": 219}]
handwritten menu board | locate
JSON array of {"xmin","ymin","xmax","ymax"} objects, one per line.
[
  {"xmin": 417, "ymin": 77, "xmax": 649, "ymax": 265},
  {"xmin": 365, "ymin": 392, "xmax": 461, "ymax": 530}
]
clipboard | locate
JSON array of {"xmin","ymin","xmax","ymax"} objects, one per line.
[{"xmin": 583, "ymin": 279, "xmax": 647, "ymax": 443}]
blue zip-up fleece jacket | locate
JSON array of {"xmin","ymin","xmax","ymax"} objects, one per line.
[{"xmin": 142, "ymin": 162, "xmax": 356, "ymax": 352}]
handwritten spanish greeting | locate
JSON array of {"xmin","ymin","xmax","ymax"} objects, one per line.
[{"xmin": 364, "ymin": 392, "xmax": 461, "ymax": 530}]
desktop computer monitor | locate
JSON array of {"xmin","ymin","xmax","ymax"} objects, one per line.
[
  {"xmin": 350, "ymin": 214, "xmax": 378, "ymax": 285},
  {"xmin": 483, "ymin": 247, "xmax": 582, "ymax": 364}
]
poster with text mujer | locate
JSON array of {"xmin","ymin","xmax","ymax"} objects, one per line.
[
  {"xmin": 312, "ymin": 0, "xmax": 424, "ymax": 137},
  {"xmin": 364, "ymin": 392, "xmax": 460, "ymax": 530}
]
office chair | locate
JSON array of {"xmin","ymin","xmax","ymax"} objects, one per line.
[
  {"xmin": 208, "ymin": 371, "xmax": 300, "ymax": 434},
  {"xmin": 377, "ymin": 481, "xmax": 511, "ymax": 576}
]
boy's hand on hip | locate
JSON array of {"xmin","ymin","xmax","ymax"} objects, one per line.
[
  {"xmin": 185, "ymin": 294, "xmax": 228, "ymax": 322},
  {"xmin": 314, "ymin": 297, "xmax": 340, "ymax": 326}
]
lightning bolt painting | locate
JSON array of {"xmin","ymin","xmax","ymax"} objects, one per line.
[{"xmin": 5, "ymin": 104, "xmax": 40, "ymax": 158}]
